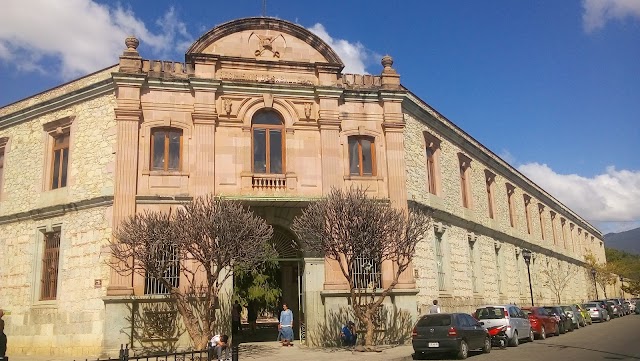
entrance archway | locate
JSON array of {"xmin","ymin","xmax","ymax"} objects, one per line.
[{"xmin": 233, "ymin": 225, "xmax": 304, "ymax": 342}]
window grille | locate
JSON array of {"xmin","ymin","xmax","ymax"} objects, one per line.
[
  {"xmin": 144, "ymin": 245, "xmax": 180, "ymax": 295},
  {"xmin": 351, "ymin": 255, "xmax": 381, "ymax": 290},
  {"xmin": 435, "ymin": 233, "xmax": 446, "ymax": 291},
  {"xmin": 469, "ymin": 242, "xmax": 477, "ymax": 293},
  {"xmin": 495, "ymin": 249, "xmax": 502, "ymax": 293},
  {"xmin": 41, "ymin": 231, "xmax": 61, "ymax": 300}
]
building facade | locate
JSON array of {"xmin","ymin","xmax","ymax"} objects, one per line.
[{"xmin": 0, "ymin": 17, "xmax": 606, "ymax": 357}]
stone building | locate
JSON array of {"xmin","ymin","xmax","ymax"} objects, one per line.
[{"xmin": 0, "ymin": 17, "xmax": 606, "ymax": 357}]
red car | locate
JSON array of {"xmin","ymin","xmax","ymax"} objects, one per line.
[{"xmin": 522, "ymin": 307, "xmax": 559, "ymax": 340}]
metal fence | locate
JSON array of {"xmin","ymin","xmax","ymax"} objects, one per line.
[{"xmin": 72, "ymin": 344, "xmax": 238, "ymax": 361}]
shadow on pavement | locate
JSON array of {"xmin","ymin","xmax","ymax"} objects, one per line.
[{"xmin": 537, "ymin": 342, "xmax": 640, "ymax": 360}]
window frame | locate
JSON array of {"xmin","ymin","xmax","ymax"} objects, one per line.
[
  {"xmin": 40, "ymin": 230, "xmax": 61, "ymax": 301},
  {"xmin": 523, "ymin": 194, "xmax": 532, "ymax": 234},
  {"xmin": 485, "ymin": 170, "xmax": 496, "ymax": 219},
  {"xmin": 458, "ymin": 153, "xmax": 472, "ymax": 209},
  {"xmin": 348, "ymin": 135, "xmax": 377, "ymax": 177},
  {"xmin": 538, "ymin": 204, "xmax": 546, "ymax": 240},
  {"xmin": 0, "ymin": 137, "xmax": 7, "ymax": 198},
  {"xmin": 251, "ymin": 110, "xmax": 286, "ymax": 174},
  {"xmin": 150, "ymin": 127, "xmax": 184, "ymax": 172},
  {"xmin": 506, "ymin": 183, "xmax": 516, "ymax": 228},
  {"xmin": 50, "ymin": 132, "xmax": 70, "ymax": 190},
  {"xmin": 435, "ymin": 232, "xmax": 446, "ymax": 291},
  {"xmin": 424, "ymin": 132, "xmax": 441, "ymax": 195}
]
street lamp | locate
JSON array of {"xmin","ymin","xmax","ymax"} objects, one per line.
[
  {"xmin": 522, "ymin": 249, "xmax": 534, "ymax": 306},
  {"xmin": 620, "ymin": 275, "xmax": 624, "ymax": 299},
  {"xmin": 591, "ymin": 268, "xmax": 598, "ymax": 299}
]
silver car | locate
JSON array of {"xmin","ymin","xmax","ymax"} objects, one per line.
[
  {"xmin": 583, "ymin": 302, "xmax": 609, "ymax": 322},
  {"xmin": 474, "ymin": 305, "xmax": 533, "ymax": 347},
  {"xmin": 561, "ymin": 305, "xmax": 584, "ymax": 329}
]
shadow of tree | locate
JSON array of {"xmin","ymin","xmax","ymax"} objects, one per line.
[
  {"xmin": 120, "ymin": 298, "xmax": 186, "ymax": 355},
  {"xmin": 538, "ymin": 342, "xmax": 640, "ymax": 360},
  {"xmin": 309, "ymin": 304, "xmax": 414, "ymax": 348}
]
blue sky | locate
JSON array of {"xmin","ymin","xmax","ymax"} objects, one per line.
[{"xmin": 1, "ymin": 0, "xmax": 639, "ymax": 234}]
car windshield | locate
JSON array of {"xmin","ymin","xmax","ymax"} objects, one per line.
[
  {"xmin": 416, "ymin": 314, "xmax": 452, "ymax": 327},
  {"xmin": 522, "ymin": 309, "xmax": 533, "ymax": 316},
  {"xmin": 584, "ymin": 303, "xmax": 597, "ymax": 308},
  {"xmin": 543, "ymin": 307, "xmax": 557, "ymax": 314},
  {"xmin": 561, "ymin": 306, "xmax": 571, "ymax": 311},
  {"xmin": 475, "ymin": 307, "xmax": 505, "ymax": 320}
]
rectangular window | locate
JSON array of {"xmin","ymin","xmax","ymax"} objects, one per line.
[
  {"xmin": 351, "ymin": 255, "xmax": 382, "ymax": 290},
  {"xmin": 561, "ymin": 218, "xmax": 567, "ymax": 248},
  {"xmin": 144, "ymin": 245, "xmax": 180, "ymax": 295},
  {"xmin": 51, "ymin": 133, "xmax": 69, "ymax": 189},
  {"xmin": 538, "ymin": 204, "xmax": 546, "ymax": 240},
  {"xmin": 469, "ymin": 241, "xmax": 477, "ymax": 292},
  {"xmin": 458, "ymin": 154, "xmax": 472, "ymax": 208},
  {"xmin": 40, "ymin": 231, "xmax": 61, "ymax": 300},
  {"xmin": 485, "ymin": 171, "xmax": 495, "ymax": 219},
  {"xmin": 424, "ymin": 132, "xmax": 441, "ymax": 195},
  {"xmin": 435, "ymin": 233, "xmax": 446, "ymax": 291},
  {"xmin": 506, "ymin": 183, "xmax": 516, "ymax": 227},
  {"xmin": 523, "ymin": 195, "xmax": 532, "ymax": 234},
  {"xmin": 550, "ymin": 212, "xmax": 558, "ymax": 245},
  {"xmin": 151, "ymin": 128, "xmax": 183, "ymax": 171},
  {"xmin": 495, "ymin": 247, "xmax": 502, "ymax": 293},
  {"xmin": 348, "ymin": 136, "xmax": 376, "ymax": 176},
  {"xmin": 0, "ymin": 146, "xmax": 5, "ymax": 194}
]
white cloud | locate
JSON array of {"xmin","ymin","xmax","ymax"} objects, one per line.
[
  {"xmin": 0, "ymin": 0, "xmax": 192, "ymax": 79},
  {"xmin": 498, "ymin": 149, "xmax": 517, "ymax": 166},
  {"xmin": 582, "ymin": 0, "xmax": 640, "ymax": 33},
  {"xmin": 518, "ymin": 163, "xmax": 640, "ymax": 233},
  {"xmin": 307, "ymin": 23, "xmax": 375, "ymax": 74}
]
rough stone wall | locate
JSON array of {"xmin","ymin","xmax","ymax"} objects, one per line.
[
  {"xmin": 404, "ymin": 112, "xmax": 597, "ymax": 313},
  {"xmin": 0, "ymin": 93, "xmax": 117, "ymax": 216},
  {"xmin": 0, "ymin": 205, "xmax": 112, "ymax": 356}
]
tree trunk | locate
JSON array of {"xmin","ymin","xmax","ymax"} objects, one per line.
[{"xmin": 364, "ymin": 317, "xmax": 375, "ymax": 347}]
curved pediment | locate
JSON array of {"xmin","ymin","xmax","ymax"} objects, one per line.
[{"xmin": 186, "ymin": 17, "xmax": 344, "ymax": 66}]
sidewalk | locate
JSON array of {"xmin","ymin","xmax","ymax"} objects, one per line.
[{"xmin": 7, "ymin": 342, "xmax": 415, "ymax": 361}]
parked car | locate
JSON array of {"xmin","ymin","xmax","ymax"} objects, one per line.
[
  {"xmin": 583, "ymin": 302, "xmax": 610, "ymax": 322},
  {"xmin": 573, "ymin": 304, "xmax": 592, "ymax": 325},
  {"xmin": 561, "ymin": 305, "xmax": 584, "ymax": 329},
  {"xmin": 628, "ymin": 300, "xmax": 636, "ymax": 313},
  {"xmin": 543, "ymin": 306, "xmax": 572, "ymax": 333},
  {"xmin": 607, "ymin": 301, "xmax": 623, "ymax": 318},
  {"xmin": 522, "ymin": 307, "xmax": 559, "ymax": 339},
  {"xmin": 607, "ymin": 299, "xmax": 626, "ymax": 317},
  {"xmin": 590, "ymin": 300, "xmax": 616, "ymax": 319},
  {"xmin": 412, "ymin": 313, "xmax": 491, "ymax": 359},
  {"xmin": 473, "ymin": 305, "xmax": 533, "ymax": 347}
]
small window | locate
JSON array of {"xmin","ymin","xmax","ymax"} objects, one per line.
[
  {"xmin": 0, "ymin": 145, "xmax": 5, "ymax": 194},
  {"xmin": 424, "ymin": 132, "xmax": 441, "ymax": 195},
  {"xmin": 506, "ymin": 183, "xmax": 516, "ymax": 227},
  {"xmin": 348, "ymin": 136, "xmax": 376, "ymax": 176},
  {"xmin": 458, "ymin": 153, "xmax": 472, "ymax": 208},
  {"xmin": 151, "ymin": 128, "xmax": 183, "ymax": 171},
  {"xmin": 40, "ymin": 230, "xmax": 61, "ymax": 300},
  {"xmin": 51, "ymin": 133, "xmax": 70, "ymax": 189},
  {"xmin": 144, "ymin": 244, "xmax": 180, "ymax": 295}
]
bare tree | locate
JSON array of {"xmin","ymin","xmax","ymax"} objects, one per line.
[
  {"xmin": 110, "ymin": 195, "xmax": 273, "ymax": 349},
  {"xmin": 540, "ymin": 259, "xmax": 576, "ymax": 304},
  {"xmin": 584, "ymin": 252, "xmax": 616, "ymax": 299},
  {"xmin": 291, "ymin": 187, "xmax": 432, "ymax": 347}
]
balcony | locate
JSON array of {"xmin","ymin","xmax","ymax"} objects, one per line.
[{"xmin": 252, "ymin": 174, "xmax": 287, "ymax": 190}]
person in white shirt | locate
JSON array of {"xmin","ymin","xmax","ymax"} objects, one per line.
[{"xmin": 429, "ymin": 300, "xmax": 441, "ymax": 314}]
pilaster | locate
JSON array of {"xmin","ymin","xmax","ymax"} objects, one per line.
[
  {"xmin": 316, "ymin": 87, "xmax": 344, "ymax": 195},
  {"xmin": 191, "ymin": 79, "xmax": 220, "ymax": 196}
]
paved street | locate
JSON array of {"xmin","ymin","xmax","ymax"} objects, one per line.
[
  {"xmin": 8, "ymin": 314, "xmax": 640, "ymax": 361},
  {"xmin": 412, "ymin": 314, "xmax": 640, "ymax": 361}
]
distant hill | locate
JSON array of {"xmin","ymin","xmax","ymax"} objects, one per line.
[{"xmin": 604, "ymin": 227, "xmax": 640, "ymax": 255}]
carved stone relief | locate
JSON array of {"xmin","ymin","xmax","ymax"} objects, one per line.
[{"xmin": 249, "ymin": 32, "xmax": 286, "ymax": 58}]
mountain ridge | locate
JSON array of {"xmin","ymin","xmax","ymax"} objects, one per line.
[{"xmin": 604, "ymin": 227, "xmax": 640, "ymax": 255}]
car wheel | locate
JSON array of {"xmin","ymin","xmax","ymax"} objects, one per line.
[
  {"xmin": 482, "ymin": 337, "xmax": 491, "ymax": 354},
  {"xmin": 537, "ymin": 326, "xmax": 546, "ymax": 340},
  {"xmin": 509, "ymin": 331, "xmax": 519, "ymax": 347},
  {"xmin": 457, "ymin": 340, "xmax": 469, "ymax": 360},
  {"xmin": 529, "ymin": 329, "xmax": 535, "ymax": 342},
  {"xmin": 559, "ymin": 323, "xmax": 566, "ymax": 334},
  {"xmin": 606, "ymin": 314, "xmax": 610, "ymax": 322}
]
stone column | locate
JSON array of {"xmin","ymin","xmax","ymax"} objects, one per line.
[
  {"xmin": 316, "ymin": 87, "xmax": 344, "ymax": 195},
  {"xmin": 303, "ymin": 258, "xmax": 326, "ymax": 346},
  {"xmin": 380, "ymin": 56, "xmax": 415, "ymax": 289},
  {"xmin": 107, "ymin": 39, "xmax": 145, "ymax": 296},
  {"xmin": 191, "ymin": 80, "xmax": 220, "ymax": 196}
]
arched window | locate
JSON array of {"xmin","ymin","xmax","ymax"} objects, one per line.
[
  {"xmin": 151, "ymin": 128, "xmax": 182, "ymax": 171},
  {"xmin": 348, "ymin": 136, "xmax": 376, "ymax": 176},
  {"xmin": 252, "ymin": 110, "xmax": 284, "ymax": 174}
]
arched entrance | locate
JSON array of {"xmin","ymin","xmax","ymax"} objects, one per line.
[{"xmin": 233, "ymin": 225, "xmax": 304, "ymax": 342}]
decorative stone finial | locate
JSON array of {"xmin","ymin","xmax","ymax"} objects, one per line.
[
  {"xmin": 381, "ymin": 55, "xmax": 394, "ymax": 69},
  {"xmin": 125, "ymin": 36, "xmax": 140, "ymax": 52}
]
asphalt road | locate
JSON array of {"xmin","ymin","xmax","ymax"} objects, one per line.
[{"xmin": 414, "ymin": 314, "xmax": 640, "ymax": 361}]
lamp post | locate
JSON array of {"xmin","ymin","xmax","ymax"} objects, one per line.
[
  {"xmin": 591, "ymin": 268, "xmax": 598, "ymax": 299},
  {"xmin": 620, "ymin": 276, "xmax": 624, "ymax": 299},
  {"xmin": 522, "ymin": 249, "xmax": 534, "ymax": 306}
]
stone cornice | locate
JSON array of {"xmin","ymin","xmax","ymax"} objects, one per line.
[
  {"xmin": 220, "ymin": 82, "xmax": 316, "ymax": 97},
  {"xmin": 0, "ymin": 79, "xmax": 114, "ymax": 130},
  {"xmin": 402, "ymin": 91, "xmax": 602, "ymax": 239},
  {"xmin": 0, "ymin": 196, "xmax": 114, "ymax": 225}
]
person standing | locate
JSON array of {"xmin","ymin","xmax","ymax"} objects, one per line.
[
  {"xmin": 278, "ymin": 303, "xmax": 294, "ymax": 347},
  {"xmin": 231, "ymin": 300, "xmax": 242, "ymax": 335},
  {"xmin": 0, "ymin": 309, "xmax": 6, "ymax": 361},
  {"xmin": 247, "ymin": 300, "xmax": 258, "ymax": 334},
  {"xmin": 429, "ymin": 300, "xmax": 441, "ymax": 314}
]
